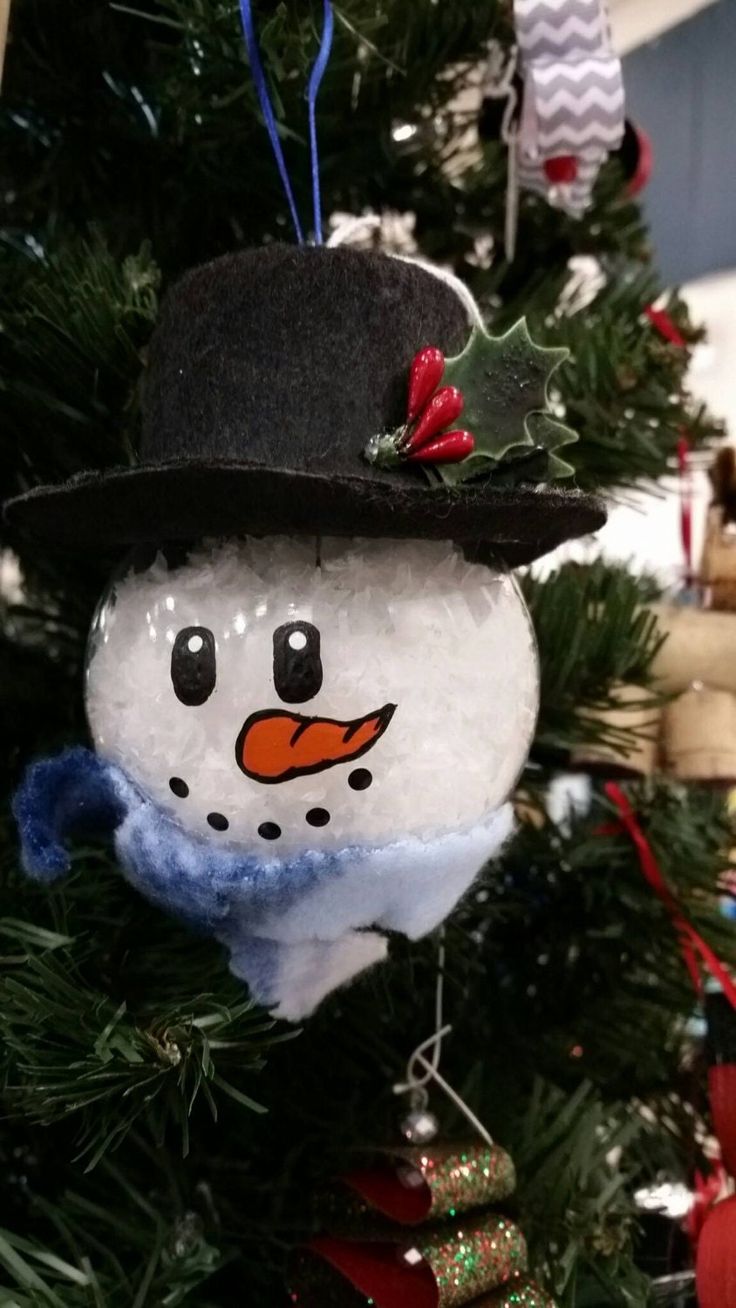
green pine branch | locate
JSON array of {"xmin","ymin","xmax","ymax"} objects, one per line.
[
  {"xmin": 511, "ymin": 1079, "xmax": 652, "ymax": 1306},
  {"xmin": 2, "ymin": 2, "xmax": 723, "ymax": 502},
  {"xmin": 456, "ymin": 779, "xmax": 733, "ymax": 1099},
  {"xmin": 1, "ymin": 235, "xmax": 159, "ymax": 498},
  {"xmin": 0, "ymin": 868, "xmax": 282, "ymax": 1169},
  {"xmin": 1, "ymin": 2, "xmax": 732, "ymax": 1303},
  {"xmin": 2, "ymin": 778, "xmax": 729, "ymax": 1303},
  {"xmin": 523, "ymin": 560, "xmax": 666, "ymax": 761}
]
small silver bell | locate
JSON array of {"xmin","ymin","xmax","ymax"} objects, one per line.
[{"xmin": 400, "ymin": 1107, "xmax": 440, "ymax": 1145}]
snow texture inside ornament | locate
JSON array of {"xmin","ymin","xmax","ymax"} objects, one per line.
[
  {"xmin": 67, "ymin": 534, "xmax": 539, "ymax": 1017},
  {"xmin": 86, "ymin": 536, "xmax": 538, "ymax": 854}
]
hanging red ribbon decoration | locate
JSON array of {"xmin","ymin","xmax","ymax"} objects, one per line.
[
  {"xmin": 677, "ymin": 434, "xmax": 694, "ymax": 587},
  {"xmin": 603, "ymin": 782, "xmax": 736, "ymax": 1008},
  {"xmin": 644, "ymin": 304, "xmax": 693, "ymax": 586},
  {"xmin": 602, "ymin": 784, "xmax": 736, "ymax": 1305},
  {"xmin": 644, "ymin": 304, "xmax": 687, "ymax": 348},
  {"xmin": 637, "ymin": 307, "xmax": 734, "ymax": 1304}
]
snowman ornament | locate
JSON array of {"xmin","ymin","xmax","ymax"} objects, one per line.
[{"xmin": 8, "ymin": 245, "xmax": 604, "ymax": 1020}]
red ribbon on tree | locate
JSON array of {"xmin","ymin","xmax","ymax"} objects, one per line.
[
  {"xmin": 677, "ymin": 434, "xmax": 694, "ymax": 586},
  {"xmin": 645, "ymin": 304, "xmax": 687, "ymax": 348},
  {"xmin": 602, "ymin": 783, "xmax": 736, "ymax": 1307},
  {"xmin": 645, "ymin": 304, "xmax": 693, "ymax": 585},
  {"xmin": 603, "ymin": 782, "xmax": 736, "ymax": 1006}
]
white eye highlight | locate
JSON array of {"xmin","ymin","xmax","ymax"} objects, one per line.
[
  {"xmin": 288, "ymin": 630, "xmax": 308, "ymax": 651},
  {"xmin": 187, "ymin": 634, "xmax": 204, "ymax": 653}
]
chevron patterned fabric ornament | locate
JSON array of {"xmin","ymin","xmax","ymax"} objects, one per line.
[{"xmin": 512, "ymin": 0, "xmax": 624, "ymax": 217}]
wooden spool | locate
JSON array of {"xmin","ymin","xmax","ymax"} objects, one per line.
[
  {"xmin": 651, "ymin": 603, "xmax": 736, "ymax": 696},
  {"xmin": 701, "ymin": 506, "xmax": 736, "ymax": 612},
  {"xmin": 572, "ymin": 682, "xmax": 662, "ymax": 778},
  {"xmin": 662, "ymin": 685, "xmax": 736, "ymax": 783},
  {"xmin": 0, "ymin": 0, "xmax": 11, "ymax": 88}
]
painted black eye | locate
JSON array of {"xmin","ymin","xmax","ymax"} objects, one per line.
[
  {"xmin": 273, "ymin": 621, "xmax": 323, "ymax": 704},
  {"xmin": 171, "ymin": 626, "xmax": 216, "ymax": 706}
]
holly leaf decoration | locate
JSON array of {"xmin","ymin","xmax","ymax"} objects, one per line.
[{"xmin": 436, "ymin": 318, "xmax": 577, "ymax": 486}]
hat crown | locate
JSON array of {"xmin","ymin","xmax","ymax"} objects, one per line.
[
  {"xmin": 141, "ymin": 244, "xmax": 470, "ymax": 482},
  {"xmin": 4, "ymin": 243, "xmax": 606, "ymax": 563}
]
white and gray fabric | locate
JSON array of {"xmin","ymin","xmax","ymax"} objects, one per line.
[{"xmin": 513, "ymin": 0, "xmax": 625, "ymax": 215}]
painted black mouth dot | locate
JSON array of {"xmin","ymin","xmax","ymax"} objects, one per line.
[
  {"xmin": 306, "ymin": 807, "xmax": 330, "ymax": 827},
  {"xmin": 207, "ymin": 812, "xmax": 229, "ymax": 832},
  {"xmin": 348, "ymin": 768, "xmax": 372, "ymax": 791},
  {"xmin": 258, "ymin": 821, "xmax": 281, "ymax": 841},
  {"xmin": 169, "ymin": 776, "xmax": 189, "ymax": 798}
]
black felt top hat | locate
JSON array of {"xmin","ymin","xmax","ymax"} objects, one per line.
[{"xmin": 4, "ymin": 244, "xmax": 605, "ymax": 566}]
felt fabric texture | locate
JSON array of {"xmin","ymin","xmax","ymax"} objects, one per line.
[
  {"xmin": 12, "ymin": 747, "xmax": 127, "ymax": 880},
  {"xmin": 230, "ymin": 932, "xmax": 389, "ymax": 1020},
  {"xmin": 13, "ymin": 747, "xmax": 514, "ymax": 1019},
  {"xmin": 4, "ymin": 245, "xmax": 606, "ymax": 566}
]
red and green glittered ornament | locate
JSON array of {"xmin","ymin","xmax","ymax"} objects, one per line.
[{"xmin": 288, "ymin": 1140, "xmax": 556, "ymax": 1308}]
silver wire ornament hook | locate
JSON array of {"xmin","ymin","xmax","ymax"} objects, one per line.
[
  {"xmin": 393, "ymin": 929, "xmax": 495, "ymax": 1149},
  {"xmin": 482, "ymin": 40, "xmax": 521, "ymax": 261}
]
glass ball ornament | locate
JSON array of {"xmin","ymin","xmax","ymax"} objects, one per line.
[
  {"xmin": 84, "ymin": 533, "xmax": 538, "ymax": 1016},
  {"xmin": 85, "ymin": 535, "xmax": 539, "ymax": 855}
]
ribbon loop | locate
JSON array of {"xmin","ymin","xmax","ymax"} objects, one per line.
[{"xmin": 238, "ymin": 0, "xmax": 334, "ymax": 243}]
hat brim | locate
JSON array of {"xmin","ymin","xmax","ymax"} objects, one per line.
[{"xmin": 4, "ymin": 459, "xmax": 606, "ymax": 568}]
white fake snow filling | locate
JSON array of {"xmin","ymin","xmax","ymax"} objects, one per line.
[{"xmin": 85, "ymin": 536, "xmax": 539, "ymax": 854}]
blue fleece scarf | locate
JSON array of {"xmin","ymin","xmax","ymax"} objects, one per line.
[{"xmin": 13, "ymin": 747, "xmax": 511, "ymax": 1019}]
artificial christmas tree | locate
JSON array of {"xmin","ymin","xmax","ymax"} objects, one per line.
[{"xmin": 1, "ymin": 2, "xmax": 734, "ymax": 1305}]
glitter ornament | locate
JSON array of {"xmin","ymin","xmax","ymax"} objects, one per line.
[
  {"xmin": 474, "ymin": 1284, "xmax": 556, "ymax": 1307},
  {"xmin": 290, "ymin": 1139, "xmax": 556, "ymax": 1305},
  {"xmin": 291, "ymin": 1208, "xmax": 556, "ymax": 1302},
  {"xmin": 10, "ymin": 244, "xmax": 605, "ymax": 1021},
  {"xmin": 410, "ymin": 1144, "xmax": 516, "ymax": 1221},
  {"xmin": 292, "ymin": 1214, "xmax": 528, "ymax": 1308},
  {"xmin": 320, "ymin": 1143, "xmax": 517, "ymax": 1232},
  {"xmin": 410, "ymin": 1212, "xmax": 527, "ymax": 1307}
]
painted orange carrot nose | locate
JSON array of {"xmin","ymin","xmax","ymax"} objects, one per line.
[{"xmin": 236, "ymin": 704, "xmax": 396, "ymax": 784}]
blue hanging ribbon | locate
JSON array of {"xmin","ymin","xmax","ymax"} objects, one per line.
[
  {"xmin": 306, "ymin": 0, "xmax": 334, "ymax": 245},
  {"xmin": 238, "ymin": 0, "xmax": 334, "ymax": 245}
]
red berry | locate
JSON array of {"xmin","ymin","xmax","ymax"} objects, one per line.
[
  {"xmin": 408, "ymin": 429, "xmax": 475, "ymax": 464},
  {"xmin": 544, "ymin": 155, "xmax": 578, "ymax": 184},
  {"xmin": 407, "ymin": 346, "xmax": 445, "ymax": 422},
  {"xmin": 404, "ymin": 386, "xmax": 464, "ymax": 453}
]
